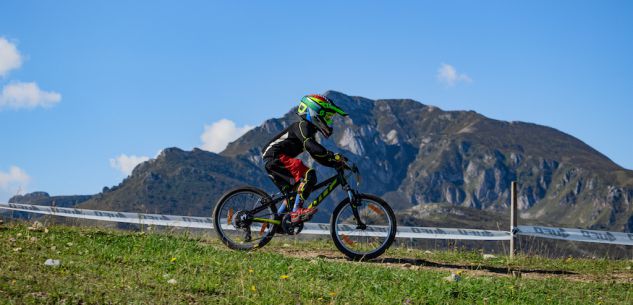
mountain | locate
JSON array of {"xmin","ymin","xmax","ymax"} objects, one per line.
[
  {"xmin": 5, "ymin": 192, "xmax": 93, "ymax": 220},
  {"xmin": 11, "ymin": 91, "xmax": 633, "ymax": 232},
  {"xmin": 78, "ymin": 147, "xmax": 275, "ymax": 217},
  {"xmin": 9, "ymin": 192, "xmax": 92, "ymax": 208},
  {"xmin": 223, "ymin": 91, "xmax": 633, "ymax": 231}
]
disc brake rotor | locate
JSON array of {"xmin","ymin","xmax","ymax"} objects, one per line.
[{"xmin": 233, "ymin": 210, "xmax": 251, "ymax": 229}]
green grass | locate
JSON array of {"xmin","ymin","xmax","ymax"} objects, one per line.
[{"xmin": 1, "ymin": 223, "xmax": 632, "ymax": 304}]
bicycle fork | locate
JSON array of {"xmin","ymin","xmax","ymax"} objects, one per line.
[{"xmin": 346, "ymin": 187, "xmax": 367, "ymax": 230}]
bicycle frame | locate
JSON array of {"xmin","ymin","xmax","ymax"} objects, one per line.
[{"xmin": 248, "ymin": 168, "xmax": 358, "ymax": 226}]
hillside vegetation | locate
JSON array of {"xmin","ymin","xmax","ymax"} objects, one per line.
[{"xmin": 1, "ymin": 222, "xmax": 632, "ymax": 304}]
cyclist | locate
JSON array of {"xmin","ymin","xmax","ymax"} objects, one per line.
[{"xmin": 262, "ymin": 94, "xmax": 348, "ymax": 223}]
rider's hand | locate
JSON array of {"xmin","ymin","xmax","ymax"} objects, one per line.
[{"xmin": 333, "ymin": 153, "xmax": 348, "ymax": 168}]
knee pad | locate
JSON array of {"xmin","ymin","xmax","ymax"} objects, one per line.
[{"xmin": 298, "ymin": 169, "xmax": 317, "ymax": 200}]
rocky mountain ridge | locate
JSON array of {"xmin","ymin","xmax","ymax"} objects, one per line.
[{"xmin": 10, "ymin": 91, "xmax": 633, "ymax": 232}]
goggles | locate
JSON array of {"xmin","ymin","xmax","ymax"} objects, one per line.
[{"xmin": 323, "ymin": 111, "xmax": 335, "ymax": 126}]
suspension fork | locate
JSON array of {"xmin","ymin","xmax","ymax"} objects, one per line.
[{"xmin": 343, "ymin": 182, "xmax": 367, "ymax": 230}]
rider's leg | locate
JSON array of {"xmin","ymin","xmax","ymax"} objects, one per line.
[
  {"xmin": 264, "ymin": 158, "xmax": 296, "ymax": 213},
  {"xmin": 296, "ymin": 168, "xmax": 317, "ymax": 203},
  {"xmin": 268, "ymin": 155, "xmax": 318, "ymax": 222},
  {"xmin": 264, "ymin": 158, "xmax": 295, "ymax": 192},
  {"xmin": 290, "ymin": 168, "xmax": 318, "ymax": 223}
]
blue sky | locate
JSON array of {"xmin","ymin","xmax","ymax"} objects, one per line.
[{"xmin": 0, "ymin": 1, "xmax": 631, "ymax": 201}]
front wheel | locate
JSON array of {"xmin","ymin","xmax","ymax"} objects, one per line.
[
  {"xmin": 330, "ymin": 194, "xmax": 397, "ymax": 261},
  {"xmin": 212, "ymin": 186, "xmax": 277, "ymax": 250}
]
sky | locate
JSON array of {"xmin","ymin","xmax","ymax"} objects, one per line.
[{"xmin": 0, "ymin": 1, "xmax": 631, "ymax": 201}]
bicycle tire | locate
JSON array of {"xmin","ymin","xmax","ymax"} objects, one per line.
[
  {"xmin": 330, "ymin": 193, "xmax": 397, "ymax": 261},
  {"xmin": 212, "ymin": 186, "xmax": 277, "ymax": 250}
]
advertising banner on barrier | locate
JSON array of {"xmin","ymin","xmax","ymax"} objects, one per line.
[
  {"xmin": 3, "ymin": 203, "xmax": 632, "ymax": 245},
  {"xmin": 0, "ymin": 202, "xmax": 510, "ymax": 240},
  {"xmin": 303, "ymin": 223, "xmax": 511, "ymax": 240},
  {"xmin": 517, "ymin": 225, "xmax": 633, "ymax": 246},
  {"xmin": 0, "ymin": 202, "xmax": 213, "ymax": 229}
]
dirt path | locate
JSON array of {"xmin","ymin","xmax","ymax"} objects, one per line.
[{"xmin": 267, "ymin": 247, "xmax": 633, "ymax": 284}]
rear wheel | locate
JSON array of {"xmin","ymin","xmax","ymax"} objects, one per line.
[
  {"xmin": 212, "ymin": 187, "xmax": 277, "ymax": 250},
  {"xmin": 330, "ymin": 194, "xmax": 396, "ymax": 261}
]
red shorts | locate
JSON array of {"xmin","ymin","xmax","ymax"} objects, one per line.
[{"xmin": 278, "ymin": 154, "xmax": 309, "ymax": 183}]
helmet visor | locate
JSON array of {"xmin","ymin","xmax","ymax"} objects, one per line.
[{"xmin": 323, "ymin": 111, "xmax": 335, "ymax": 127}]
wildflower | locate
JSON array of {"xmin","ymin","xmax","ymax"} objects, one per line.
[
  {"xmin": 248, "ymin": 269, "xmax": 254, "ymax": 273},
  {"xmin": 170, "ymin": 257, "xmax": 177, "ymax": 263},
  {"xmin": 329, "ymin": 292, "xmax": 337, "ymax": 297},
  {"xmin": 251, "ymin": 285, "xmax": 257, "ymax": 292},
  {"xmin": 280, "ymin": 275, "xmax": 289, "ymax": 280}
]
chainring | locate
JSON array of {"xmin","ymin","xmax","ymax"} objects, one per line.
[{"xmin": 281, "ymin": 213, "xmax": 304, "ymax": 235}]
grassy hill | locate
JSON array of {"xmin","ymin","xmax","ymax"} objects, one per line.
[{"xmin": 1, "ymin": 222, "xmax": 632, "ymax": 304}]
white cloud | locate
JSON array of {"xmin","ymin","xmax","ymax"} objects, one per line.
[
  {"xmin": 200, "ymin": 119, "xmax": 254, "ymax": 153},
  {"xmin": 109, "ymin": 154, "xmax": 150, "ymax": 176},
  {"xmin": 0, "ymin": 37, "xmax": 22, "ymax": 77},
  {"xmin": 0, "ymin": 166, "xmax": 30, "ymax": 200},
  {"xmin": 0, "ymin": 82, "xmax": 62, "ymax": 110},
  {"xmin": 437, "ymin": 63, "xmax": 472, "ymax": 87}
]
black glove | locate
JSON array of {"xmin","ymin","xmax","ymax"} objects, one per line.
[{"xmin": 333, "ymin": 153, "xmax": 348, "ymax": 168}]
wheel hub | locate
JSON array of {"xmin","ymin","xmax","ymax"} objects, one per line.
[{"xmin": 233, "ymin": 210, "xmax": 251, "ymax": 229}]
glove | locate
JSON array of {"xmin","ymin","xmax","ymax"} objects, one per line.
[{"xmin": 332, "ymin": 153, "xmax": 348, "ymax": 168}]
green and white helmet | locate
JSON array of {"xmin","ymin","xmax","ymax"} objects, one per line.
[{"xmin": 297, "ymin": 94, "xmax": 347, "ymax": 138}]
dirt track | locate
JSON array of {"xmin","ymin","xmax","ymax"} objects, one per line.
[{"xmin": 266, "ymin": 247, "xmax": 633, "ymax": 284}]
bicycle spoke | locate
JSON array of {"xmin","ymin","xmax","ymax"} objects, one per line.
[
  {"xmin": 214, "ymin": 188, "xmax": 276, "ymax": 250},
  {"xmin": 333, "ymin": 197, "xmax": 394, "ymax": 257}
]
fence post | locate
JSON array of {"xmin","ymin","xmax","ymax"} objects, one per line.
[{"xmin": 510, "ymin": 181, "xmax": 518, "ymax": 258}]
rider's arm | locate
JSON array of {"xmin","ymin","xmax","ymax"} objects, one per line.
[{"xmin": 296, "ymin": 121, "xmax": 341, "ymax": 168}]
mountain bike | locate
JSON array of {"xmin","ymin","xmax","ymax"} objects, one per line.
[{"xmin": 212, "ymin": 161, "xmax": 397, "ymax": 260}]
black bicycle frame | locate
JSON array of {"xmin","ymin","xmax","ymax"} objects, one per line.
[{"xmin": 248, "ymin": 168, "xmax": 356, "ymax": 226}]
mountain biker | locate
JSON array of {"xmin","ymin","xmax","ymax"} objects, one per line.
[{"xmin": 262, "ymin": 94, "xmax": 348, "ymax": 223}]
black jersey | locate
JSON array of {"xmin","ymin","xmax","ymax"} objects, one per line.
[{"xmin": 262, "ymin": 120, "xmax": 339, "ymax": 167}]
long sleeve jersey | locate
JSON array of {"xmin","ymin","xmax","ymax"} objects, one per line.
[{"xmin": 262, "ymin": 120, "xmax": 339, "ymax": 167}]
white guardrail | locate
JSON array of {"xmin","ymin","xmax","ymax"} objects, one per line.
[{"xmin": 1, "ymin": 202, "xmax": 632, "ymax": 246}]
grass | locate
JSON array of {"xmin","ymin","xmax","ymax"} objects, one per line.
[{"xmin": 1, "ymin": 222, "xmax": 632, "ymax": 304}]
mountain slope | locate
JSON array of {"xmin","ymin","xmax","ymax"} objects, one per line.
[
  {"xmin": 78, "ymin": 147, "xmax": 275, "ymax": 217},
  {"xmin": 15, "ymin": 91, "xmax": 633, "ymax": 232},
  {"xmin": 222, "ymin": 91, "xmax": 633, "ymax": 231}
]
